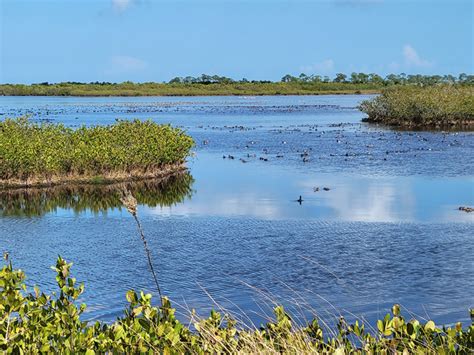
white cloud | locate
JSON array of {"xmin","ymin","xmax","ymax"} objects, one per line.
[
  {"xmin": 402, "ymin": 44, "xmax": 433, "ymax": 68},
  {"xmin": 300, "ymin": 59, "xmax": 335, "ymax": 74},
  {"xmin": 106, "ymin": 55, "xmax": 147, "ymax": 74},
  {"xmin": 112, "ymin": 0, "xmax": 133, "ymax": 12},
  {"xmin": 382, "ymin": 45, "xmax": 433, "ymax": 72}
]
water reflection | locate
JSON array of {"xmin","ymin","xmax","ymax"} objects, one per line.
[
  {"xmin": 0, "ymin": 172, "xmax": 194, "ymax": 217},
  {"xmin": 1, "ymin": 95, "xmax": 472, "ymax": 326},
  {"xmin": 142, "ymin": 154, "xmax": 473, "ymax": 223}
]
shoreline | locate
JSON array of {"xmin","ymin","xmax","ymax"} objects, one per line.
[
  {"xmin": 362, "ymin": 117, "xmax": 474, "ymax": 131},
  {"xmin": 0, "ymin": 162, "xmax": 188, "ymax": 189},
  {"xmin": 0, "ymin": 90, "xmax": 380, "ymax": 97}
]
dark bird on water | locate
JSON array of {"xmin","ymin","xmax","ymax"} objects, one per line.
[{"xmin": 296, "ymin": 195, "xmax": 303, "ymax": 204}]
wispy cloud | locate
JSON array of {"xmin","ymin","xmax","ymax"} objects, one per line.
[
  {"xmin": 403, "ymin": 44, "xmax": 433, "ymax": 68},
  {"xmin": 112, "ymin": 0, "xmax": 134, "ymax": 12},
  {"xmin": 300, "ymin": 59, "xmax": 335, "ymax": 74},
  {"xmin": 106, "ymin": 55, "xmax": 147, "ymax": 74},
  {"xmin": 382, "ymin": 45, "xmax": 433, "ymax": 72}
]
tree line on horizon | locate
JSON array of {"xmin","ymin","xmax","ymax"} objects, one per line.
[{"xmin": 22, "ymin": 72, "xmax": 474, "ymax": 87}]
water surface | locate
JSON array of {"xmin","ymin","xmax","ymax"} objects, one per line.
[{"xmin": 1, "ymin": 95, "xmax": 473, "ymax": 327}]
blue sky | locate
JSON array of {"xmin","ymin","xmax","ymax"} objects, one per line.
[{"xmin": 0, "ymin": 0, "xmax": 472, "ymax": 83}]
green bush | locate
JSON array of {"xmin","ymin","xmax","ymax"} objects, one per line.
[
  {"xmin": 1, "ymin": 257, "xmax": 473, "ymax": 353},
  {"xmin": 359, "ymin": 85, "xmax": 474, "ymax": 128},
  {"xmin": 0, "ymin": 118, "xmax": 194, "ymax": 185}
]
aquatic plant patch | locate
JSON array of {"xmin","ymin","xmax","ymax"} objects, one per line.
[
  {"xmin": 0, "ymin": 118, "xmax": 194, "ymax": 187},
  {"xmin": 359, "ymin": 85, "xmax": 474, "ymax": 128}
]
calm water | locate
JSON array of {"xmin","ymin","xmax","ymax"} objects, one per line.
[{"xmin": 1, "ymin": 95, "xmax": 473, "ymax": 327}]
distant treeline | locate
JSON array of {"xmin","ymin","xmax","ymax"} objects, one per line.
[
  {"xmin": 169, "ymin": 72, "xmax": 474, "ymax": 85},
  {"xmin": 0, "ymin": 73, "xmax": 472, "ymax": 96}
]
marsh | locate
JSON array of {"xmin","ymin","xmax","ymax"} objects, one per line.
[{"xmin": 0, "ymin": 95, "xmax": 472, "ymax": 327}]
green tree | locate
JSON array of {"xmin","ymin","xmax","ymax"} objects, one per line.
[
  {"xmin": 281, "ymin": 74, "xmax": 297, "ymax": 83},
  {"xmin": 333, "ymin": 73, "xmax": 347, "ymax": 83}
]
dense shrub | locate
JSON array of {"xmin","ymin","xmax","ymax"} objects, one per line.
[
  {"xmin": 359, "ymin": 85, "xmax": 474, "ymax": 128},
  {"xmin": 0, "ymin": 257, "xmax": 473, "ymax": 353},
  {"xmin": 0, "ymin": 118, "xmax": 194, "ymax": 185}
]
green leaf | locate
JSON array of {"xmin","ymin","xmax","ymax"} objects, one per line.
[
  {"xmin": 424, "ymin": 320, "xmax": 435, "ymax": 332},
  {"xmin": 377, "ymin": 320, "xmax": 384, "ymax": 333}
]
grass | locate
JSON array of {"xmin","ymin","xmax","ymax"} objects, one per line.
[
  {"xmin": 0, "ymin": 118, "xmax": 194, "ymax": 187},
  {"xmin": 359, "ymin": 85, "xmax": 474, "ymax": 128},
  {"xmin": 0, "ymin": 256, "xmax": 473, "ymax": 353},
  {"xmin": 0, "ymin": 82, "xmax": 382, "ymax": 96}
]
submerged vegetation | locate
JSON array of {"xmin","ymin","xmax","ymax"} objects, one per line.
[
  {"xmin": 1, "ymin": 72, "xmax": 472, "ymax": 96},
  {"xmin": 360, "ymin": 85, "xmax": 474, "ymax": 128},
  {"xmin": 0, "ymin": 257, "xmax": 473, "ymax": 353},
  {"xmin": 0, "ymin": 118, "xmax": 194, "ymax": 187}
]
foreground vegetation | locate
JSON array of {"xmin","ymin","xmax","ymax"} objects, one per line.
[
  {"xmin": 360, "ymin": 85, "xmax": 474, "ymax": 128},
  {"xmin": 1, "ymin": 73, "xmax": 472, "ymax": 96},
  {"xmin": 0, "ymin": 257, "xmax": 472, "ymax": 353},
  {"xmin": 0, "ymin": 118, "xmax": 194, "ymax": 187}
]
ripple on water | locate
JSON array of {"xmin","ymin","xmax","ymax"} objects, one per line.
[
  {"xmin": 0, "ymin": 95, "xmax": 472, "ymax": 327},
  {"xmin": 1, "ymin": 216, "xmax": 472, "ymax": 325}
]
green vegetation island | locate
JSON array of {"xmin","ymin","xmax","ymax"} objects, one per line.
[
  {"xmin": 1, "ymin": 72, "xmax": 473, "ymax": 96},
  {"xmin": 1, "ymin": 257, "xmax": 473, "ymax": 353},
  {"xmin": 360, "ymin": 85, "xmax": 474, "ymax": 129},
  {"xmin": 0, "ymin": 118, "xmax": 194, "ymax": 188}
]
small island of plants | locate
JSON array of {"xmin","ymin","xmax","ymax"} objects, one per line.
[
  {"xmin": 0, "ymin": 118, "xmax": 194, "ymax": 187},
  {"xmin": 359, "ymin": 85, "xmax": 474, "ymax": 129}
]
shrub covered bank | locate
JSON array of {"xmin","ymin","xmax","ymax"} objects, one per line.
[
  {"xmin": 0, "ymin": 258, "xmax": 473, "ymax": 354},
  {"xmin": 0, "ymin": 118, "xmax": 194, "ymax": 187},
  {"xmin": 0, "ymin": 81, "xmax": 381, "ymax": 96},
  {"xmin": 359, "ymin": 85, "xmax": 474, "ymax": 129}
]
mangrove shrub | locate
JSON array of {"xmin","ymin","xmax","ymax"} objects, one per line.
[
  {"xmin": 0, "ymin": 118, "xmax": 194, "ymax": 185},
  {"xmin": 359, "ymin": 85, "xmax": 474, "ymax": 128}
]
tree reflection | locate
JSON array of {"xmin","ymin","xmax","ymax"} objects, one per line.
[{"xmin": 0, "ymin": 172, "xmax": 194, "ymax": 217}]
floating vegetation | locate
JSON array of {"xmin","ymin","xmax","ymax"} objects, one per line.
[
  {"xmin": 1, "ymin": 257, "xmax": 473, "ymax": 353},
  {"xmin": 359, "ymin": 85, "xmax": 474, "ymax": 129},
  {"xmin": 0, "ymin": 118, "xmax": 194, "ymax": 187}
]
